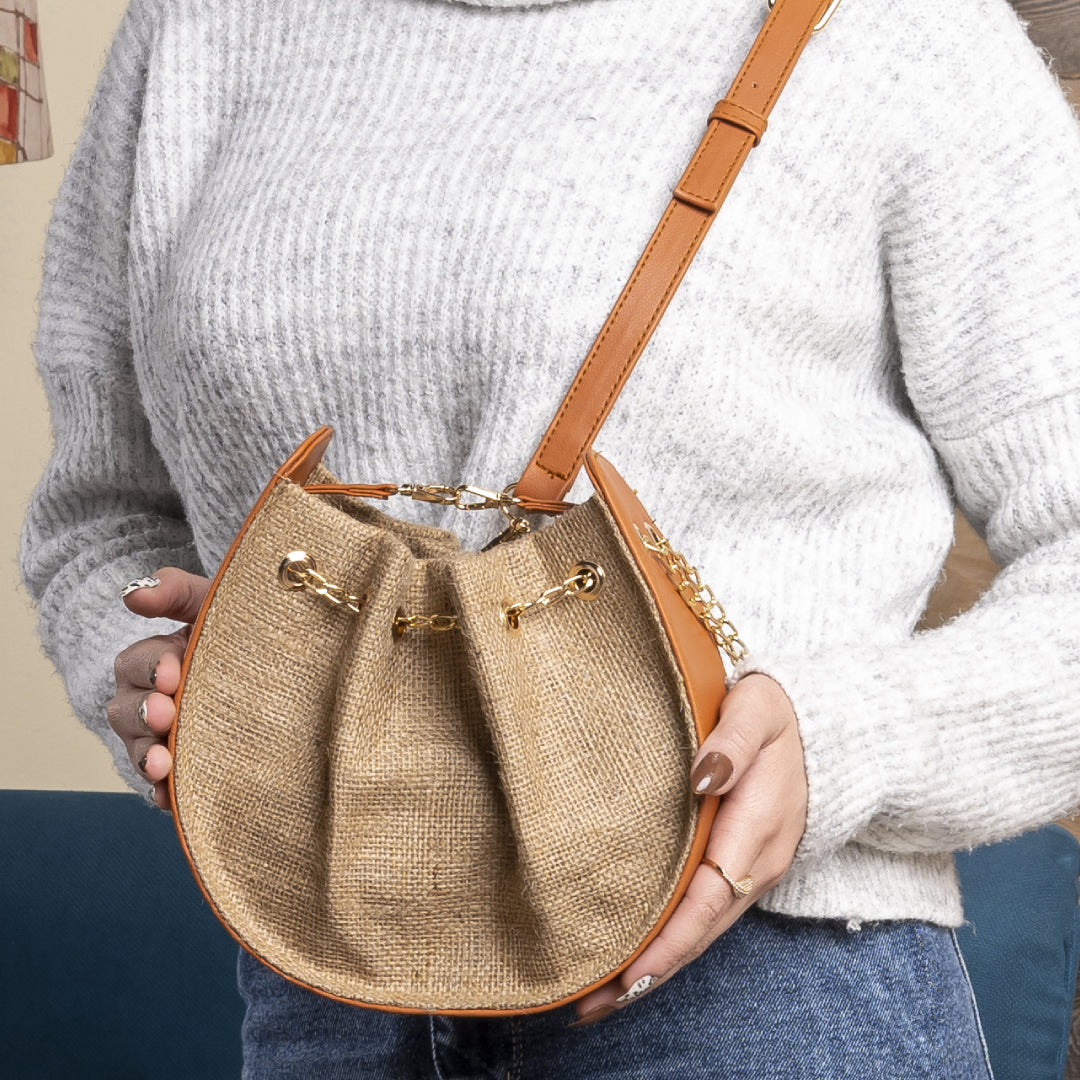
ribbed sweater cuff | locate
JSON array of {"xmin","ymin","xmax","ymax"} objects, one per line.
[{"xmin": 733, "ymin": 648, "xmax": 916, "ymax": 863}]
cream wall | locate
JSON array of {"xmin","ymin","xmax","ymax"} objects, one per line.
[
  {"xmin": 0, "ymin": 5, "xmax": 1076, "ymax": 793},
  {"xmin": 1, "ymin": 0, "xmax": 129, "ymax": 791}
]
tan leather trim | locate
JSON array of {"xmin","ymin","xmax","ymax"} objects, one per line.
[
  {"xmin": 580, "ymin": 450, "xmax": 727, "ymax": 967},
  {"xmin": 515, "ymin": 0, "xmax": 828, "ymax": 505},
  {"xmin": 168, "ymin": 429, "xmax": 344, "ymax": 995},
  {"xmin": 303, "ymin": 482, "xmax": 400, "ymax": 500},
  {"xmin": 584, "ymin": 454, "xmax": 727, "ymax": 752},
  {"xmin": 170, "ymin": 425, "xmax": 335, "ymax": 745},
  {"xmin": 168, "ymin": 432, "xmax": 725, "ymax": 1016},
  {"xmin": 280, "ymin": 426, "xmax": 334, "ymax": 485}
]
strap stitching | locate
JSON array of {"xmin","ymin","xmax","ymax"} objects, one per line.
[
  {"xmin": 708, "ymin": 100, "xmax": 767, "ymax": 146},
  {"xmin": 533, "ymin": 201, "xmax": 679, "ymax": 478},
  {"xmin": 681, "ymin": 5, "xmax": 807, "ymax": 203},
  {"xmin": 676, "ymin": 130, "xmax": 748, "ymax": 209},
  {"xmin": 536, "ymin": 204, "xmax": 711, "ymax": 481},
  {"xmin": 529, "ymin": 0, "xmax": 815, "ymax": 486}
]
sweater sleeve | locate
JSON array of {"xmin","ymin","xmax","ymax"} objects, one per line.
[
  {"xmin": 738, "ymin": 0, "xmax": 1080, "ymax": 860},
  {"xmin": 19, "ymin": 1, "xmax": 203, "ymax": 793}
]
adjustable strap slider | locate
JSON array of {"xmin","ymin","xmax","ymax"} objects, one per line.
[
  {"xmin": 708, "ymin": 99, "xmax": 768, "ymax": 147},
  {"xmin": 673, "ymin": 99, "xmax": 768, "ymax": 212},
  {"xmin": 673, "ymin": 99, "xmax": 769, "ymax": 213}
]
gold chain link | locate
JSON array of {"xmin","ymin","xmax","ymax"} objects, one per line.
[
  {"xmin": 278, "ymin": 551, "xmax": 457, "ymax": 634},
  {"xmin": 502, "ymin": 562, "xmax": 604, "ymax": 632},
  {"xmin": 278, "ymin": 552, "xmax": 368, "ymax": 615},
  {"xmin": 392, "ymin": 611, "xmax": 459, "ymax": 637},
  {"xmin": 635, "ymin": 526, "xmax": 747, "ymax": 666},
  {"xmin": 397, "ymin": 483, "xmax": 533, "ymax": 545}
]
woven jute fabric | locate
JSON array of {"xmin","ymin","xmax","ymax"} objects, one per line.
[{"xmin": 174, "ymin": 472, "xmax": 698, "ymax": 1011}]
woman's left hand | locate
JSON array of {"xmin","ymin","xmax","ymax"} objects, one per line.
[{"xmin": 572, "ymin": 673, "xmax": 808, "ymax": 1026}]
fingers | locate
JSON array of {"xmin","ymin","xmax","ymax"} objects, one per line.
[
  {"xmin": 121, "ymin": 566, "xmax": 211, "ymax": 625},
  {"xmin": 109, "ymin": 566, "xmax": 207, "ymax": 792},
  {"xmin": 106, "ymin": 687, "xmax": 175, "ymax": 740},
  {"xmin": 109, "ymin": 636, "xmax": 184, "ymax": 787},
  {"xmin": 573, "ymin": 675, "xmax": 807, "ymax": 1027},
  {"xmin": 113, "ymin": 631, "xmax": 188, "ymax": 695},
  {"xmin": 110, "ymin": 635, "xmax": 185, "ymax": 782},
  {"xmin": 572, "ymin": 837, "xmax": 762, "ymax": 1026},
  {"xmin": 107, "ymin": 684, "xmax": 177, "ymax": 779},
  {"xmin": 689, "ymin": 673, "xmax": 797, "ymax": 797},
  {"xmin": 110, "ymin": 726, "xmax": 173, "ymax": 786}
]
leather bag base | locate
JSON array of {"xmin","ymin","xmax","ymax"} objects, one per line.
[{"xmin": 171, "ymin": 436, "xmax": 711, "ymax": 1013}]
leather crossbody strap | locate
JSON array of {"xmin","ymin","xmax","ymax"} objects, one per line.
[{"xmin": 515, "ymin": 0, "xmax": 836, "ymax": 505}]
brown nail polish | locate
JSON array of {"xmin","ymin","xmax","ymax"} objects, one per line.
[
  {"xmin": 138, "ymin": 752, "xmax": 149, "ymax": 774},
  {"xmin": 569, "ymin": 1005, "xmax": 616, "ymax": 1028},
  {"xmin": 691, "ymin": 752, "xmax": 733, "ymax": 795}
]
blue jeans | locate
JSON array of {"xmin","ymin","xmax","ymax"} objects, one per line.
[{"xmin": 239, "ymin": 908, "xmax": 993, "ymax": 1079}]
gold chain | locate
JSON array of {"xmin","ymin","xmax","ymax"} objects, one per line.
[
  {"xmin": 635, "ymin": 526, "xmax": 747, "ymax": 665},
  {"xmin": 502, "ymin": 562, "xmax": 604, "ymax": 632},
  {"xmin": 392, "ymin": 611, "xmax": 459, "ymax": 637},
  {"xmin": 278, "ymin": 552, "xmax": 368, "ymax": 615},
  {"xmin": 278, "ymin": 551, "xmax": 457, "ymax": 634}
]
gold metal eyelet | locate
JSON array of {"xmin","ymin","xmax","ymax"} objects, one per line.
[
  {"xmin": 279, "ymin": 551, "xmax": 316, "ymax": 589},
  {"xmin": 501, "ymin": 599, "xmax": 524, "ymax": 634},
  {"xmin": 569, "ymin": 562, "xmax": 605, "ymax": 599}
]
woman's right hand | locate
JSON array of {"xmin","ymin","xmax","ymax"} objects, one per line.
[{"xmin": 108, "ymin": 568, "xmax": 211, "ymax": 808}]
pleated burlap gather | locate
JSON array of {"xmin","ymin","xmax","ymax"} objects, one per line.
[
  {"xmin": 173, "ymin": 464, "xmax": 699, "ymax": 1012},
  {"xmin": 168, "ymin": 0, "xmax": 836, "ymax": 1016}
]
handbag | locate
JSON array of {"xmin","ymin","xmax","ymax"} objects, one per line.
[{"xmin": 169, "ymin": 0, "xmax": 836, "ymax": 1015}]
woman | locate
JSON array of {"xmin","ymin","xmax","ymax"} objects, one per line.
[{"xmin": 20, "ymin": 0, "xmax": 1080, "ymax": 1074}]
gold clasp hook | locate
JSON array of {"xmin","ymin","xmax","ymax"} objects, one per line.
[
  {"xmin": 454, "ymin": 485, "xmax": 517, "ymax": 511},
  {"xmin": 397, "ymin": 484, "xmax": 459, "ymax": 505},
  {"xmin": 396, "ymin": 483, "xmax": 523, "ymax": 512}
]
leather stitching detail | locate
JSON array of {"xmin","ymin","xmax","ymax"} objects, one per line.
[
  {"xmin": 680, "ymin": 6, "xmax": 808, "ymax": 203},
  {"xmin": 535, "ymin": 202, "xmax": 710, "ymax": 482},
  {"xmin": 527, "ymin": 0, "xmax": 816, "ymax": 489}
]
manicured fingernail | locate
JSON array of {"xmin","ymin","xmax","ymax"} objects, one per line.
[
  {"xmin": 137, "ymin": 698, "xmax": 149, "ymax": 727},
  {"xmin": 569, "ymin": 1004, "xmax": 615, "ymax": 1028},
  {"xmin": 138, "ymin": 753, "xmax": 149, "ymax": 774},
  {"xmin": 120, "ymin": 576, "xmax": 161, "ymax": 599},
  {"xmin": 615, "ymin": 975, "xmax": 659, "ymax": 1004},
  {"xmin": 149, "ymin": 662, "xmax": 158, "ymax": 687},
  {"xmin": 691, "ymin": 752, "xmax": 733, "ymax": 795}
]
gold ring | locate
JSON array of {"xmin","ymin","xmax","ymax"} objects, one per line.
[{"xmin": 702, "ymin": 857, "xmax": 755, "ymax": 899}]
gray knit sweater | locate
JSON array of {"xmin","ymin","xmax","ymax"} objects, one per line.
[{"xmin": 20, "ymin": 0, "xmax": 1080, "ymax": 927}]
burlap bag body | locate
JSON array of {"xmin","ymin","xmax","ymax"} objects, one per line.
[
  {"xmin": 169, "ymin": 0, "xmax": 829, "ymax": 1011},
  {"xmin": 172, "ymin": 453, "xmax": 701, "ymax": 1012}
]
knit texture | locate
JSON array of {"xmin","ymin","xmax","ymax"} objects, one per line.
[{"xmin": 19, "ymin": 0, "xmax": 1080, "ymax": 926}]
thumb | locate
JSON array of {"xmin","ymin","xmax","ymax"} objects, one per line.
[
  {"xmin": 689, "ymin": 673, "xmax": 796, "ymax": 798},
  {"xmin": 122, "ymin": 566, "xmax": 211, "ymax": 625}
]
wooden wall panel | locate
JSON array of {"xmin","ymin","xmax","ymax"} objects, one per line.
[{"xmin": 1011, "ymin": 0, "xmax": 1080, "ymax": 75}]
